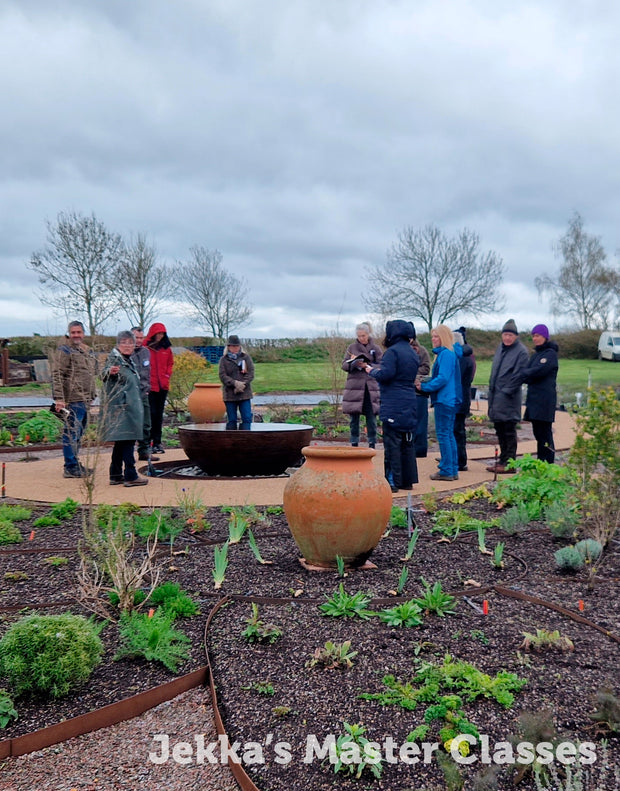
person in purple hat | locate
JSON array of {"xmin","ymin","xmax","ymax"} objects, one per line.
[{"xmin": 520, "ymin": 324, "xmax": 559, "ymax": 463}]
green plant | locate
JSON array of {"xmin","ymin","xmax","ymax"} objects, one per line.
[
  {"xmin": 132, "ymin": 511, "xmax": 184, "ymax": 542},
  {"xmin": 589, "ymin": 688, "xmax": 620, "ymax": 732},
  {"xmin": 413, "ymin": 579, "xmax": 457, "ymax": 617},
  {"xmin": 554, "ymin": 545, "xmax": 584, "ymax": 571},
  {"xmin": 509, "ymin": 709, "xmax": 559, "ymax": 785},
  {"xmin": 402, "ymin": 526, "xmax": 420, "ymax": 562},
  {"xmin": 306, "ymin": 640, "xmax": 358, "ymax": 669},
  {"xmin": 166, "ymin": 350, "xmax": 210, "ymax": 415},
  {"xmin": 227, "ymin": 510, "xmax": 249, "ymax": 544},
  {"xmin": 265, "ymin": 505, "xmax": 284, "ymax": 516},
  {"xmin": 0, "ymin": 520, "xmax": 22, "ymax": 545},
  {"xmin": 543, "ymin": 500, "xmax": 580, "ymax": 539},
  {"xmin": 492, "ymin": 542, "xmax": 505, "ymax": 569},
  {"xmin": 108, "ymin": 589, "xmax": 147, "ymax": 608},
  {"xmin": 319, "ymin": 583, "xmax": 375, "ymax": 620},
  {"xmin": 16, "ymin": 411, "xmax": 62, "ymax": 444},
  {"xmin": 212, "ymin": 542, "xmax": 229, "ymax": 589},
  {"xmin": 241, "ymin": 603, "xmax": 282, "ymax": 644},
  {"xmin": 335, "ymin": 555, "xmax": 345, "ymax": 577},
  {"xmin": 396, "ymin": 565, "xmax": 409, "ymax": 594},
  {"xmin": 4, "ymin": 571, "xmax": 29, "ymax": 582},
  {"xmin": 247, "ymin": 529, "xmax": 272, "ymax": 565},
  {"xmin": 50, "ymin": 497, "xmax": 80, "ymax": 520},
  {"xmin": 150, "ymin": 582, "xmax": 200, "ymax": 618},
  {"xmin": 271, "ymin": 705, "xmax": 291, "ymax": 717},
  {"xmin": 447, "ymin": 485, "xmax": 492, "ymax": 504},
  {"xmin": 499, "ymin": 502, "xmax": 532, "ymax": 535},
  {"xmin": 43, "ymin": 556, "xmax": 69, "ymax": 567},
  {"xmin": 175, "ymin": 485, "xmax": 205, "ymax": 520},
  {"xmin": 329, "ymin": 722, "xmax": 384, "ymax": 780},
  {"xmin": 432, "ymin": 510, "xmax": 500, "ymax": 538},
  {"xmin": 378, "ymin": 600, "xmax": 423, "ymax": 628},
  {"xmin": 32, "ymin": 515, "xmax": 62, "ymax": 528},
  {"xmin": 476, "ymin": 524, "xmax": 489, "ymax": 554},
  {"xmin": 114, "ymin": 610, "xmax": 190, "ymax": 672},
  {"xmin": 242, "ymin": 680, "xmax": 275, "ymax": 695},
  {"xmin": 0, "ymin": 613, "xmax": 103, "ymax": 698},
  {"xmin": 520, "ymin": 628, "xmax": 574, "ymax": 653},
  {"xmin": 469, "ymin": 630, "xmax": 489, "ymax": 645},
  {"xmin": 491, "ymin": 454, "xmax": 577, "ymax": 520},
  {"xmin": 0, "ymin": 504, "xmax": 32, "ymax": 522},
  {"xmin": 0, "ymin": 427, "xmax": 12, "ymax": 445},
  {"xmin": 389, "ymin": 505, "xmax": 408, "ymax": 528},
  {"xmin": 0, "ymin": 688, "xmax": 18, "ymax": 728},
  {"xmin": 574, "ymin": 538, "xmax": 603, "ymax": 561},
  {"xmin": 421, "ymin": 490, "xmax": 439, "ymax": 514}
]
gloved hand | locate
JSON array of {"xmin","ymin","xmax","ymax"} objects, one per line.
[{"xmin": 233, "ymin": 380, "xmax": 246, "ymax": 393}]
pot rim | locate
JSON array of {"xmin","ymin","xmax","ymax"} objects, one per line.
[{"xmin": 301, "ymin": 445, "xmax": 376, "ymax": 460}]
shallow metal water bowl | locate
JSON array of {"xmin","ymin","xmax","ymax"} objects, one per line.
[{"xmin": 177, "ymin": 422, "xmax": 314, "ymax": 477}]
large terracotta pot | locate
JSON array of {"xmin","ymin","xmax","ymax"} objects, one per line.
[
  {"xmin": 283, "ymin": 446, "xmax": 392, "ymax": 568},
  {"xmin": 187, "ymin": 383, "xmax": 226, "ymax": 423}
]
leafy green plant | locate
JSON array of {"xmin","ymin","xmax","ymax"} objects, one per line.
[
  {"xmin": 319, "ymin": 583, "xmax": 375, "ymax": 620},
  {"xmin": 132, "ymin": 511, "xmax": 184, "ymax": 542},
  {"xmin": 43, "ymin": 556, "xmax": 69, "ymax": 567},
  {"xmin": 150, "ymin": 582, "xmax": 199, "ymax": 618},
  {"xmin": 402, "ymin": 526, "xmax": 420, "ymax": 562},
  {"xmin": 0, "ymin": 520, "xmax": 22, "ymax": 545},
  {"xmin": 166, "ymin": 349, "xmax": 210, "ymax": 415},
  {"xmin": 0, "ymin": 427, "xmax": 12, "ymax": 445},
  {"xmin": 243, "ymin": 680, "xmax": 275, "ymax": 695},
  {"xmin": 499, "ymin": 502, "xmax": 533, "ymax": 535},
  {"xmin": 491, "ymin": 455, "xmax": 577, "ymax": 520},
  {"xmin": 212, "ymin": 542, "xmax": 229, "ymax": 589},
  {"xmin": 543, "ymin": 500, "xmax": 580, "ymax": 539},
  {"xmin": 242, "ymin": 603, "xmax": 282, "ymax": 644},
  {"xmin": 378, "ymin": 600, "xmax": 423, "ymax": 628},
  {"xmin": 306, "ymin": 640, "xmax": 358, "ymax": 669},
  {"xmin": 389, "ymin": 506, "xmax": 408, "ymax": 528},
  {"xmin": 0, "ymin": 613, "xmax": 103, "ymax": 698},
  {"xmin": 175, "ymin": 485, "xmax": 205, "ymax": 520},
  {"xmin": 0, "ymin": 504, "xmax": 32, "ymax": 522},
  {"xmin": 4, "ymin": 571, "xmax": 29, "ymax": 582},
  {"xmin": 432, "ymin": 510, "xmax": 499, "ymax": 538},
  {"xmin": 33, "ymin": 515, "xmax": 62, "ymax": 528},
  {"xmin": 520, "ymin": 629, "xmax": 574, "ymax": 653},
  {"xmin": 114, "ymin": 610, "xmax": 190, "ymax": 672},
  {"xmin": 329, "ymin": 722, "xmax": 384, "ymax": 780},
  {"xmin": 492, "ymin": 542, "xmax": 505, "ymax": 569},
  {"xmin": 272, "ymin": 705, "xmax": 291, "ymax": 717},
  {"xmin": 227, "ymin": 511, "xmax": 249, "ymax": 544},
  {"xmin": 447, "ymin": 485, "xmax": 492, "ymax": 504},
  {"xmin": 476, "ymin": 524, "xmax": 489, "ymax": 554},
  {"xmin": 17, "ymin": 411, "xmax": 62, "ymax": 444},
  {"xmin": 50, "ymin": 497, "xmax": 80, "ymax": 520},
  {"xmin": 413, "ymin": 579, "xmax": 457, "ymax": 617},
  {"xmin": 0, "ymin": 688, "xmax": 18, "ymax": 728},
  {"xmin": 108, "ymin": 589, "xmax": 147, "ymax": 608},
  {"xmin": 554, "ymin": 545, "xmax": 584, "ymax": 571}
]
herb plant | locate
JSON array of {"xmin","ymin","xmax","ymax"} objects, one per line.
[
  {"xmin": 413, "ymin": 579, "xmax": 457, "ymax": 617},
  {"xmin": 0, "ymin": 520, "xmax": 22, "ymax": 545},
  {"xmin": 378, "ymin": 600, "xmax": 423, "ymax": 628},
  {"xmin": 242, "ymin": 603, "xmax": 282, "ymax": 644},
  {"xmin": 0, "ymin": 688, "xmax": 18, "ymax": 728},
  {"xmin": 114, "ymin": 610, "xmax": 190, "ymax": 672},
  {"xmin": 491, "ymin": 454, "xmax": 577, "ymax": 520},
  {"xmin": 329, "ymin": 722, "xmax": 384, "ymax": 780},
  {"xmin": 150, "ymin": 582, "xmax": 200, "ymax": 618},
  {"xmin": 0, "ymin": 504, "xmax": 31, "ymax": 522},
  {"xmin": 520, "ymin": 629, "xmax": 574, "ymax": 653},
  {"xmin": 306, "ymin": 640, "xmax": 358, "ymax": 670},
  {"xmin": 319, "ymin": 583, "xmax": 375, "ymax": 620}
]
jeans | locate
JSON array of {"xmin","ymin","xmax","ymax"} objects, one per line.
[
  {"xmin": 110, "ymin": 439, "xmax": 138, "ymax": 482},
  {"xmin": 531, "ymin": 420, "xmax": 555, "ymax": 463},
  {"xmin": 149, "ymin": 389, "xmax": 168, "ymax": 446},
  {"xmin": 493, "ymin": 420, "xmax": 518, "ymax": 466},
  {"xmin": 62, "ymin": 401, "xmax": 88, "ymax": 472},
  {"xmin": 453, "ymin": 412, "xmax": 468, "ymax": 470},
  {"xmin": 414, "ymin": 394, "xmax": 429, "ymax": 457},
  {"xmin": 434, "ymin": 403, "xmax": 458, "ymax": 477},
  {"xmin": 349, "ymin": 388, "xmax": 376, "ymax": 445},
  {"xmin": 225, "ymin": 400, "xmax": 252, "ymax": 429},
  {"xmin": 382, "ymin": 422, "xmax": 418, "ymax": 489}
]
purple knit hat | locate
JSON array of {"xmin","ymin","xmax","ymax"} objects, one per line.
[{"xmin": 531, "ymin": 324, "xmax": 549, "ymax": 339}]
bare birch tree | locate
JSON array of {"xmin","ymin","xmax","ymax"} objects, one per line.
[
  {"xmin": 364, "ymin": 224, "xmax": 504, "ymax": 332},
  {"xmin": 175, "ymin": 246, "xmax": 252, "ymax": 340},
  {"xmin": 112, "ymin": 234, "xmax": 168, "ymax": 329},
  {"xmin": 28, "ymin": 210, "xmax": 124, "ymax": 336}
]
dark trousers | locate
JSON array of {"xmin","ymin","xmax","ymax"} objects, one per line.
[
  {"xmin": 382, "ymin": 422, "xmax": 418, "ymax": 489},
  {"xmin": 453, "ymin": 412, "xmax": 468, "ymax": 470},
  {"xmin": 531, "ymin": 420, "xmax": 555, "ymax": 464},
  {"xmin": 414, "ymin": 394, "xmax": 429, "ymax": 457},
  {"xmin": 149, "ymin": 389, "xmax": 168, "ymax": 446},
  {"xmin": 137, "ymin": 395, "xmax": 151, "ymax": 455},
  {"xmin": 493, "ymin": 420, "xmax": 518, "ymax": 465},
  {"xmin": 110, "ymin": 440, "xmax": 138, "ymax": 482},
  {"xmin": 349, "ymin": 388, "xmax": 377, "ymax": 446}
]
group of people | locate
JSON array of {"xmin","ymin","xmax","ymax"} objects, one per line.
[
  {"xmin": 343, "ymin": 318, "xmax": 558, "ymax": 493},
  {"xmin": 51, "ymin": 320, "xmax": 174, "ymax": 486}
]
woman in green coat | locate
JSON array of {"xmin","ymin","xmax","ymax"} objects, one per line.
[{"xmin": 102, "ymin": 331, "xmax": 148, "ymax": 487}]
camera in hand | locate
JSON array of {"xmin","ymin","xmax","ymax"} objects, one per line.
[{"xmin": 50, "ymin": 403, "xmax": 71, "ymax": 420}]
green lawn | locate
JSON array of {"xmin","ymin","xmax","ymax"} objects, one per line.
[{"xmin": 472, "ymin": 359, "xmax": 619, "ymax": 395}]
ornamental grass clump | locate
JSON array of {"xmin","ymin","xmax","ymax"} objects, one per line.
[{"xmin": 0, "ymin": 613, "xmax": 103, "ymax": 698}]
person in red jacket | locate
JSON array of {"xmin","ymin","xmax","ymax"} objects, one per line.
[{"xmin": 144, "ymin": 322, "xmax": 173, "ymax": 454}]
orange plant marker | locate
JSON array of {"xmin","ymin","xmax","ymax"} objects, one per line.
[
  {"xmin": 578, "ymin": 599, "xmax": 584, "ymax": 612},
  {"xmin": 482, "ymin": 599, "xmax": 489, "ymax": 615},
  {"xmin": 29, "ymin": 530, "xmax": 35, "ymax": 541}
]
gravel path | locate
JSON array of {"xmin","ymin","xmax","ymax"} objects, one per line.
[{"xmin": 0, "ymin": 687, "xmax": 237, "ymax": 791}]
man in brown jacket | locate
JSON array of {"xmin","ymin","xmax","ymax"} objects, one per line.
[{"xmin": 51, "ymin": 321, "xmax": 97, "ymax": 478}]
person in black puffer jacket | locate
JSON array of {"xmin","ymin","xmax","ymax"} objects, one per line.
[
  {"xmin": 520, "ymin": 323, "xmax": 559, "ymax": 464},
  {"xmin": 364, "ymin": 320, "xmax": 419, "ymax": 492}
]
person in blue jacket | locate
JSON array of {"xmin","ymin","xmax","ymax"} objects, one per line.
[
  {"xmin": 364, "ymin": 320, "xmax": 419, "ymax": 493},
  {"xmin": 417, "ymin": 325, "xmax": 462, "ymax": 481}
]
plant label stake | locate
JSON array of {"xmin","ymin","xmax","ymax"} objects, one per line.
[
  {"xmin": 483, "ymin": 599, "xmax": 489, "ymax": 615},
  {"xmin": 1, "ymin": 462, "xmax": 5, "ymax": 498},
  {"xmin": 493, "ymin": 447, "xmax": 499, "ymax": 480},
  {"xmin": 407, "ymin": 492, "xmax": 412, "ymax": 538},
  {"xmin": 578, "ymin": 599, "xmax": 584, "ymax": 612}
]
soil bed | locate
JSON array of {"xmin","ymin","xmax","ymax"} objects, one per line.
[{"xmin": 0, "ymin": 499, "xmax": 619, "ymax": 790}]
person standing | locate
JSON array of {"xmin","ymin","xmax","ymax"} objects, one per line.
[
  {"xmin": 51, "ymin": 320, "xmax": 97, "ymax": 478},
  {"xmin": 101, "ymin": 331, "xmax": 147, "ymax": 487},
  {"xmin": 341, "ymin": 322, "xmax": 382, "ymax": 448},
  {"xmin": 364, "ymin": 320, "xmax": 418, "ymax": 493},
  {"xmin": 487, "ymin": 319, "xmax": 529, "ymax": 474},
  {"xmin": 131, "ymin": 327, "xmax": 157, "ymax": 461},
  {"xmin": 145, "ymin": 322, "xmax": 173, "ymax": 454},
  {"xmin": 452, "ymin": 330, "xmax": 476, "ymax": 472},
  {"xmin": 520, "ymin": 324, "xmax": 559, "ymax": 464},
  {"xmin": 219, "ymin": 334, "xmax": 255, "ymax": 429},
  {"xmin": 418, "ymin": 325, "xmax": 462, "ymax": 481},
  {"xmin": 411, "ymin": 337, "xmax": 431, "ymax": 458}
]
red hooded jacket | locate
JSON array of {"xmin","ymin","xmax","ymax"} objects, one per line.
[{"xmin": 145, "ymin": 322, "xmax": 174, "ymax": 392}]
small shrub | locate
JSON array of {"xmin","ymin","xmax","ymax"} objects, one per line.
[
  {"xmin": 43, "ymin": 556, "xmax": 69, "ymax": 567},
  {"xmin": 132, "ymin": 511, "xmax": 184, "ymax": 542},
  {"xmin": 114, "ymin": 610, "xmax": 190, "ymax": 672},
  {"xmin": 543, "ymin": 501, "xmax": 580, "ymax": 539},
  {"xmin": 574, "ymin": 538, "xmax": 603, "ymax": 561},
  {"xmin": 4, "ymin": 571, "xmax": 29, "ymax": 582},
  {"xmin": 167, "ymin": 350, "xmax": 211, "ymax": 415},
  {"xmin": 589, "ymin": 688, "xmax": 620, "ymax": 733},
  {"xmin": 0, "ymin": 505, "xmax": 32, "ymax": 522},
  {"xmin": 389, "ymin": 506, "xmax": 408, "ymax": 528},
  {"xmin": 150, "ymin": 582, "xmax": 200, "ymax": 618},
  {"xmin": 0, "ymin": 520, "xmax": 22, "ymax": 545},
  {"xmin": 499, "ymin": 503, "xmax": 531, "ymax": 535},
  {"xmin": 554, "ymin": 545, "xmax": 584, "ymax": 571},
  {"xmin": 33, "ymin": 516, "xmax": 62, "ymax": 528},
  {"xmin": 0, "ymin": 613, "xmax": 103, "ymax": 698},
  {"xmin": 50, "ymin": 497, "xmax": 80, "ymax": 520}
]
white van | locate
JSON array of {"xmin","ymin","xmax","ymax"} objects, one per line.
[{"xmin": 597, "ymin": 331, "xmax": 620, "ymax": 361}]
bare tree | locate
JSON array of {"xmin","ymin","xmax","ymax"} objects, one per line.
[
  {"xmin": 175, "ymin": 246, "xmax": 252, "ymax": 340},
  {"xmin": 364, "ymin": 225, "xmax": 504, "ymax": 332},
  {"xmin": 28, "ymin": 210, "xmax": 124, "ymax": 336},
  {"xmin": 112, "ymin": 234, "xmax": 168, "ymax": 329},
  {"xmin": 536, "ymin": 213, "xmax": 620, "ymax": 330}
]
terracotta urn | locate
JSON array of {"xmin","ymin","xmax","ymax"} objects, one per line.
[
  {"xmin": 283, "ymin": 446, "xmax": 392, "ymax": 568},
  {"xmin": 187, "ymin": 383, "xmax": 226, "ymax": 423}
]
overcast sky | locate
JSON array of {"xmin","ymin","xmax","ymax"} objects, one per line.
[{"xmin": 1, "ymin": 0, "xmax": 619, "ymax": 341}]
